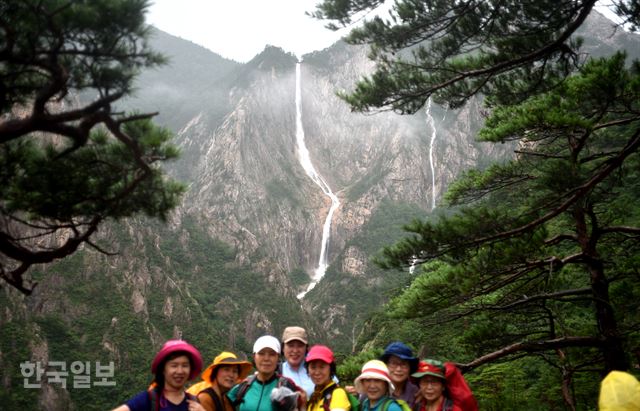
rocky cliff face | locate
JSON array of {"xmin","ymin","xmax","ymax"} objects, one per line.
[{"xmin": 167, "ymin": 40, "xmax": 512, "ymax": 286}]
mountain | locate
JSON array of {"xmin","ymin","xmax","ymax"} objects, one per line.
[{"xmin": 1, "ymin": 11, "xmax": 637, "ymax": 411}]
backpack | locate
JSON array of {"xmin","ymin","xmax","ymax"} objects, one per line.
[
  {"xmin": 186, "ymin": 380, "xmax": 212, "ymax": 396},
  {"xmin": 320, "ymin": 384, "xmax": 360, "ymax": 411},
  {"xmin": 232, "ymin": 373, "xmax": 299, "ymax": 408},
  {"xmin": 201, "ymin": 387, "xmax": 225, "ymax": 411},
  {"xmin": 148, "ymin": 387, "xmax": 198, "ymax": 411},
  {"xmin": 443, "ymin": 363, "xmax": 478, "ymax": 411},
  {"xmin": 380, "ymin": 398, "xmax": 411, "ymax": 411},
  {"xmin": 186, "ymin": 381, "xmax": 224, "ymax": 411}
]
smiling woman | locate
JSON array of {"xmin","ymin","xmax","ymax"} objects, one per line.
[
  {"xmin": 305, "ymin": 345, "xmax": 351, "ymax": 411},
  {"xmin": 111, "ymin": 339, "xmax": 205, "ymax": 411},
  {"xmin": 227, "ymin": 336, "xmax": 308, "ymax": 411},
  {"xmin": 187, "ymin": 352, "xmax": 253, "ymax": 411},
  {"xmin": 145, "ymin": 0, "xmax": 346, "ymax": 61},
  {"xmin": 354, "ymin": 361, "xmax": 401, "ymax": 411}
]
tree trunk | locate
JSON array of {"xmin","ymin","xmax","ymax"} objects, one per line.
[
  {"xmin": 556, "ymin": 349, "xmax": 576, "ymax": 411},
  {"xmin": 589, "ymin": 259, "xmax": 629, "ymax": 371},
  {"xmin": 574, "ymin": 206, "xmax": 629, "ymax": 371}
]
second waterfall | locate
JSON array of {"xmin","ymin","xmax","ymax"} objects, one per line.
[{"xmin": 295, "ymin": 62, "xmax": 340, "ymax": 300}]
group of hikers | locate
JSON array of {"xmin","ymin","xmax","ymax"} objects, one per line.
[
  {"xmin": 111, "ymin": 326, "xmax": 640, "ymax": 411},
  {"xmin": 111, "ymin": 326, "xmax": 477, "ymax": 411}
]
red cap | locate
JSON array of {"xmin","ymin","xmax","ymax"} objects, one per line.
[
  {"xmin": 411, "ymin": 359, "xmax": 446, "ymax": 380},
  {"xmin": 306, "ymin": 345, "xmax": 335, "ymax": 364},
  {"xmin": 151, "ymin": 339, "xmax": 203, "ymax": 380}
]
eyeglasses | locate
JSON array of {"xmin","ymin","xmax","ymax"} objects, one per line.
[
  {"xmin": 420, "ymin": 379, "xmax": 443, "ymax": 386},
  {"xmin": 387, "ymin": 360, "xmax": 410, "ymax": 369}
]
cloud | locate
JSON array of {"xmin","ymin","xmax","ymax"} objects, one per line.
[{"xmin": 146, "ymin": 0, "xmax": 346, "ymax": 62}]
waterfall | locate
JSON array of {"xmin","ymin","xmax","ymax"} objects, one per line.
[
  {"xmin": 425, "ymin": 97, "xmax": 437, "ymax": 211},
  {"xmin": 409, "ymin": 99, "xmax": 447, "ymax": 276},
  {"xmin": 294, "ymin": 62, "xmax": 340, "ymax": 299}
]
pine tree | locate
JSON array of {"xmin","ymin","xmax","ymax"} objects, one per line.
[
  {"xmin": 381, "ymin": 54, "xmax": 640, "ymax": 390},
  {"xmin": 311, "ymin": 0, "xmax": 639, "ymax": 111},
  {"xmin": 0, "ymin": 0, "xmax": 184, "ymax": 294}
]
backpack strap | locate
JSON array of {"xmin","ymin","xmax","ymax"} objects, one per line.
[
  {"xmin": 202, "ymin": 387, "xmax": 224, "ymax": 411},
  {"xmin": 232, "ymin": 374, "xmax": 257, "ymax": 407},
  {"xmin": 321, "ymin": 384, "xmax": 338, "ymax": 411},
  {"xmin": 442, "ymin": 398, "xmax": 454, "ymax": 411},
  {"xmin": 148, "ymin": 388, "xmax": 159, "ymax": 411},
  {"xmin": 233, "ymin": 374, "xmax": 296, "ymax": 409},
  {"xmin": 381, "ymin": 398, "xmax": 399, "ymax": 411}
]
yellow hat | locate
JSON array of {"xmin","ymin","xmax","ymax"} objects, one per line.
[{"xmin": 201, "ymin": 351, "xmax": 252, "ymax": 383}]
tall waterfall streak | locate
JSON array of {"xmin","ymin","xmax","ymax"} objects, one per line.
[
  {"xmin": 426, "ymin": 98, "xmax": 437, "ymax": 211},
  {"xmin": 409, "ymin": 256, "xmax": 417, "ymax": 274},
  {"xmin": 294, "ymin": 62, "xmax": 341, "ymax": 300}
]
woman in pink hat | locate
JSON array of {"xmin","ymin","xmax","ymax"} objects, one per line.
[
  {"xmin": 354, "ymin": 360, "xmax": 403, "ymax": 411},
  {"xmin": 305, "ymin": 345, "xmax": 350, "ymax": 411},
  {"xmin": 112, "ymin": 339, "xmax": 206, "ymax": 411}
]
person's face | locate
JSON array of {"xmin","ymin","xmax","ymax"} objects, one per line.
[
  {"xmin": 419, "ymin": 376, "xmax": 445, "ymax": 403},
  {"xmin": 254, "ymin": 348, "xmax": 279, "ymax": 374},
  {"xmin": 283, "ymin": 340, "xmax": 306, "ymax": 367},
  {"xmin": 308, "ymin": 360, "xmax": 331, "ymax": 386},
  {"xmin": 386, "ymin": 355, "xmax": 411, "ymax": 385},
  {"xmin": 215, "ymin": 364, "xmax": 240, "ymax": 391},
  {"xmin": 361, "ymin": 378, "xmax": 387, "ymax": 403},
  {"xmin": 163, "ymin": 355, "xmax": 191, "ymax": 390}
]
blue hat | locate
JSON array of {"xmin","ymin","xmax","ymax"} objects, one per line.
[{"xmin": 380, "ymin": 342, "xmax": 419, "ymax": 373}]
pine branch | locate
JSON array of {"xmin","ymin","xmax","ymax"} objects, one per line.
[{"xmin": 457, "ymin": 336, "xmax": 604, "ymax": 372}]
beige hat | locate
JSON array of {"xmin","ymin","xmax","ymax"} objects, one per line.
[
  {"xmin": 282, "ymin": 326, "xmax": 308, "ymax": 344},
  {"xmin": 354, "ymin": 360, "xmax": 395, "ymax": 395}
]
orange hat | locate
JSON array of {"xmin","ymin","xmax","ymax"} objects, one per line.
[{"xmin": 202, "ymin": 351, "xmax": 252, "ymax": 383}]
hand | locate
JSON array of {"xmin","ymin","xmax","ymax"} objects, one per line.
[
  {"xmin": 345, "ymin": 385, "xmax": 358, "ymax": 395},
  {"xmin": 188, "ymin": 399, "xmax": 206, "ymax": 411},
  {"xmin": 295, "ymin": 388, "xmax": 307, "ymax": 411},
  {"xmin": 297, "ymin": 389, "xmax": 308, "ymax": 408}
]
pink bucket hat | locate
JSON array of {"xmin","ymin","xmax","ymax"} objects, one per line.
[
  {"xmin": 354, "ymin": 360, "xmax": 395, "ymax": 395},
  {"xmin": 151, "ymin": 339, "xmax": 203, "ymax": 380}
]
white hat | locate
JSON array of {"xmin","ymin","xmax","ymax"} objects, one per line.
[
  {"xmin": 354, "ymin": 360, "xmax": 395, "ymax": 395},
  {"xmin": 253, "ymin": 335, "xmax": 281, "ymax": 354}
]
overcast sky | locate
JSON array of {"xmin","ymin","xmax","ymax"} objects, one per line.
[
  {"xmin": 146, "ymin": 0, "xmax": 352, "ymax": 62},
  {"xmin": 146, "ymin": 1, "xmax": 623, "ymax": 63}
]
